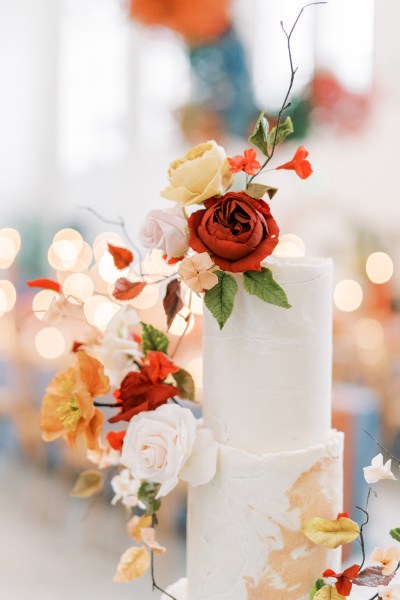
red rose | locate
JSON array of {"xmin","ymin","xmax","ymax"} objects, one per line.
[{"xmin": 187, "ymin": 192, "xmax": 279, "ymax": 272}]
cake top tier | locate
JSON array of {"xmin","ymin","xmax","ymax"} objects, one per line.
[{"xmin": 202, "ymin": 256, "xmax": 333, "ymax": 455}]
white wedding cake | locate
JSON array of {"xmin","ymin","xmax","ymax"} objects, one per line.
[{"xmin": 184, "ymin": 257, "xmax": 344, "ymax": 600}]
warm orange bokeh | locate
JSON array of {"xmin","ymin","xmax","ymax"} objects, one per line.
[
  {"xmin": 130, "ymin": 0, "xmax": 231, "ymax": 46},
  {"xmin": 39, "ymin": 352, "xmax": 110, "ymax": 450}
]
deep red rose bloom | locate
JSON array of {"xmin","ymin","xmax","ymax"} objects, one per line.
[
  {"xmin": 109, "ymin": 364, "xmax": 178, "ymax": 424},
  {"xmin": 188, "ymin": 192, "xmax": 279, "ymax": 272}
]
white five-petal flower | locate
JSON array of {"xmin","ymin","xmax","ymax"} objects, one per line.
[
  {"xmin": 111, "ymin": 468, "xmax": 141, "ymax": 507},
  {"xmin": 363, "ymin": 453, "xmax": 397, "ymax": 484},
  {"xmin": 377, "ymin": 584, "xmax": 400, "ymax": 600}
]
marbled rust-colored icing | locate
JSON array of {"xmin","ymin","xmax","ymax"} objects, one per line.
[{"xmin": 245, "ymin": 455, "xmax": 341, "ymax": 600}]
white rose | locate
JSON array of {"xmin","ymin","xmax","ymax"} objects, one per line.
[
  {"xmin": 138, "ymin": 205, "xmax": 189, "ymax": 259},
  {"xmin": 161, "ymin": 578, "xmax": 188, "ymax": 600},
  {"xmin": 121, "ymin": 404, "xmax": 218, "ymax": 498},
  {"xmin": 161, "ymin": 140, "xmax": 234, "ymax": 206}
]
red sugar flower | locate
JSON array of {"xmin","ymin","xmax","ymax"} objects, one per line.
[
  {"xmin": 228, "ymin": 148, "xmax": 261, "ymax": 176},
  {"xmin": 107, "ymin": 430, "xmax": 126, "ymax": 451},
  {"xmin": 276, "ymin": 145, "xmax": 313, "ymax": 179},
  {"xmin": 323, "ymin": 564, "xmax": 360, "ymax": 596}
]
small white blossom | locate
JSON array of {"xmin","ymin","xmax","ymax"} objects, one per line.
[
  {"xmin": 111, "ymin": 468, "xmax": 141, "ymax": 508},
  {"xmin": 86, "ymin": 439, "xmax": 120, "ymax": 470},
  {"xmin": 363, "ymin": 453, "xmax": 397, "ymax": 484}
]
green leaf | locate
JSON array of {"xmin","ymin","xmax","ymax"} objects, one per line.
[
  {"xmin": 243, "ymin": 267, "xmax": 291, "ymax": 309},
  {"xmin": 138, "ymin": 481, "xmax": 161, "ymax": 516},
  {"xmin": 246, "ymin": 183, "xmax": 278, "ymax": 200},
  {"xmin": 310, "ymin": 579, "xmax": 326, "ymax": 599},
  {"xmin": 204, "ymin": 270, "xmax": 238, "ymax": 330},
  {"xmin": 70, "ymin": 469, "xmax": 104, "ymax": 498},
  {"xmin": 248, "ymin": 111, "xmax": 270, "ymax": 157},
  {"xmin": 390, "ymin": 528, "xmax": 400, "ymax": 542},
  {"xmin": 141, "ymin": 322, "xmax": 169, "ymax": 355},
  {"xmin": 172, "ymin": 368, "xmax": 196, "ymax": 401},
  {"xmin": 267, "ymin": 116, "xmax": 294, "ymax": 147}
]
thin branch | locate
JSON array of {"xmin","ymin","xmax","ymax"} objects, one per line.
[
  {"xmin": 361, "ymin": 427, "xmax": 400, "ymax": 466},
  {"xmin": 78, "ymin": 206, "xmax": 144, "ymax": 279},
  {"xmin": 355, "ymin": 487, "xmax": 372, "ymax": 570},
  {"xmin": 171, "ymin": 291, "xmax": 193, "ymax": 359},
  {"xmin": 248, "ymin": 2, "xmax": 327, "ymax": 184},
  {"xmin": 150, "ymin": 514, "xmax": 177, "ymax": 600},
  {"xmin": 93, "ymin": 401, "xmax": 122, "ymax": 408}
]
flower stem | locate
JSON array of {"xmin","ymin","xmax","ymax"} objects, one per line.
[{"xmin": 150, "ymin": 515, "xmax": 177, "ymax": 600}]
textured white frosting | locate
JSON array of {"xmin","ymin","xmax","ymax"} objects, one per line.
[
  {"xmin": 187, "ymin": 431, "xmax": 344, "ymax": 600},
  {"xmin": 203, "ymin": 257, "xmax": 333, "ymax": 454}
]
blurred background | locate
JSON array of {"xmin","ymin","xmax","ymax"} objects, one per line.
[{"xmin": 1, "ymin": 0, "xmax": 400, "ymax": 598}]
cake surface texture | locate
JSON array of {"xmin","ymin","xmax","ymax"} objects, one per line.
[{"xmin": 186, "ymin": 257, "xmax": 344, "ymax": 599}]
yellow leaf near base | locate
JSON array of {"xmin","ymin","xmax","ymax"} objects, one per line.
[
  {"xmin": 302, "ymin": 516, "xmax": 360, "ymax": 548},
  {"xmin": 127, "ymin": 514, "xmax": 152, "ymax": 544},
  {"xmin": 69, "ymin": 469, "xmax": 104, "ymax": 498},
  {"xmin": 314, "ymin": 585, "xmax": 346, "ymax": 600},
  {"xmin": 113, "ymin": 546, "xmax": 150, "ymax": 583}
]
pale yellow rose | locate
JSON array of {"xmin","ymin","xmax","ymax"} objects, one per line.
[{"xmin": 161, "ymin": 141, "xmax": 234, "ymax": 206}]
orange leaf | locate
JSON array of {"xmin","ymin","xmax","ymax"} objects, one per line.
[
  {"xmin": 127, "ymin": 514, "xmax": 152, "ymax": 543},
  {"xmin": 27, "ymin": 278, "xmax": 61, "ymax": 293},
  {"xmin": 141, "ymin": 527, "xmax": 166, "ymax": 555},
  {"xmin": 108, "ymin": 243, "xmax": 134, "ymax": 269},
  {"xmin": 113, "ymin": 278, "xmax": 147, "ymax": 301},
  {"xmin": 113, "ymin": 546, "xmax": 150, "ymax": 583}
]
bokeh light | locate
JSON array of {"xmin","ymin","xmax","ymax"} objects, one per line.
[
  {"xmin": 0, "ymin": 280, "xmax": 17, "ymax": 313},
  {"xmin": 273, "ymin": 234, "xmax": 306, "ymax": 258},
  {"xmin": 355, "ymin": 318, "xmax": 384, "ymax": 350},
  {"xmin": 334, "ymin": 279, "xmax": 363, "ymax": 312},
  {"xmin": 93, "ymin": 232, "xmax": 125, "ymax": 262},
  {"xmin": 35, "ymin": 327, "xmax": 66, "ymax": 359},
  {"xmin": 185, "ymin": 357, "xmax": 203, "ymax": 389},
  {"xmin": 98, "ymin": 251, "xmax": 129, "ymax": 284},
  {"xmin": 84, "ymin": 295, "xmax": 120, "ymax": 330},
  {"xmin": 63, "ymin": 273, "xmax": 94, "ymax": 304},
  {"xmin": 366, "ymin": 252, "xmax": 394, "ymax": 284},
  {"xmin": 184, "ymin": 288, "xmax": 203, "ymax": 315},
  {"xmin": 0, "ymin": 228, "xmax": 21, "ymax": 269},
  {"xmin": 129, "ymin": 283, "xmax": 159, "ymax": 310},
  {"xmin": 32, "ymin": 290, "xmax": 60, "ymax": 320},
  {"xmin": 169, "ymin": 307, "xmax": 195, "ymax": 336}
]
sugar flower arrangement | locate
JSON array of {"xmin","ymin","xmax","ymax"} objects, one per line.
[
  {"xmin": 302, "ymin": 449, "xmax": 400, "ymax": 600},
  {"xmin": 139, "ymin": 120, "xmax": 312, "ymax": 329}
]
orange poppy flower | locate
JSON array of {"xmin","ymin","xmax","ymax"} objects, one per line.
[
  {"xmin": 40, "ymin": 352, "xmax": 110, "ymax": 451},
  {"xmin": 276, "ymin": 145, "xmax": 313, "ymax": 179}
]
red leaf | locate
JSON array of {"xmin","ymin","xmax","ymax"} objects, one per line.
[
  {"xmin": 108, "ymin": 243, "xmax": 133, "ymax": 269},
  {"xmin": 352, "ymin": 566, "xmax": 396, "ymax": 588},
  {"xmin": 27, "ymin": 278, "xmax": 61, "ymax": 293},
  {"xmin": 163, "ymin": 278, "xmax": 184, "ymax": 329},
  {"xmin": 107, "ymin": 430, "xmax": 126, "ymax": 451},
  {"xmin": 113, "ymin": 278, "xmax": 147, "ymax": 301}
]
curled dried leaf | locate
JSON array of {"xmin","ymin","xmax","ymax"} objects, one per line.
[
  {"xmin": 302, "ymin": 516, "xmax": 359, "ymax": 549},
  {"xmin": 141, "ymin": 527, "xmax": 166, "ymax": 555},
  {"xmin": 352, "ymin": 566, "xmax": 396, "ymax": 588},
  {"xmin": 163, "ymin": 278, "xmax": 184, "ymax": 329},
  {"xmin": 69, "ymin": 469, "xmax": 104, "ymax": 498},
  {"xmin": 113, "ymin": 546, "xmax": 150, "ymax": 583},
  {"xmin": 127, "ymin": 514, "xmax": 152, "ymax": 544},
  {"xmin": 113, "ymin": 278, "xmax": 147, "ymax": 301},
  {"xmin": 108, "ymin": 244, "xmax": 133, "ymax": 269}
]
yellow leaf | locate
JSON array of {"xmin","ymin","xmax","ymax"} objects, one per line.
[
  {"xmin": 302, "ymin": 516, "xmax": 359, "ymax": 548},
  {"xmin": 141, "ymin": 527, "xmax": 166, "ymax": 555},
  {"xmin": 314, "ymin": 585, "xmax": 346, "ymax": 600},
  {"xmin": 69, "ymin": 469, "xmax": 104, "ymax": 498},
  {"xmin": 113, "ymin": 547, "xmax": 150, "ymax": 583},
  {"xmin": 127, "ymin": 514, "xmax": 152, "ymax": 544}
]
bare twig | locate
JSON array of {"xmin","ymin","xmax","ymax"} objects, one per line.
[
  {"xmin": 356, "ymin": 487, "xmax": 372, "ymax": 570},
  {"xmin": 171, "ymin": 291, "xmax": 193, "ymax": 359},
  {"xmin": 248, "ymin": 2, "xmax": 327, "ymax": 184},
  {"xmin": 150, "ymin": 515, "xmax": 177, "ymax": 600},
  {"xmin": 361, "ymin": 427, "xmax": 400, "ymax": 466}
]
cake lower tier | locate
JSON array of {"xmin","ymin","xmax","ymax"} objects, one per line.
[{"xmin": 186, "ymin": 430, "xmax": 344, "ymax": 600}]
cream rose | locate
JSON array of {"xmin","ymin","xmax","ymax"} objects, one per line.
[
  {"xmin": 161, "ymin": 140, "xmax": 234, "ymax": 206},
  {"xmin": 138, "ymin": 205, "xmax": 189, "ymax": 259},
  {"xmin": 120, "ymin": 404, "xmax": 218, "ymax": 498}
]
